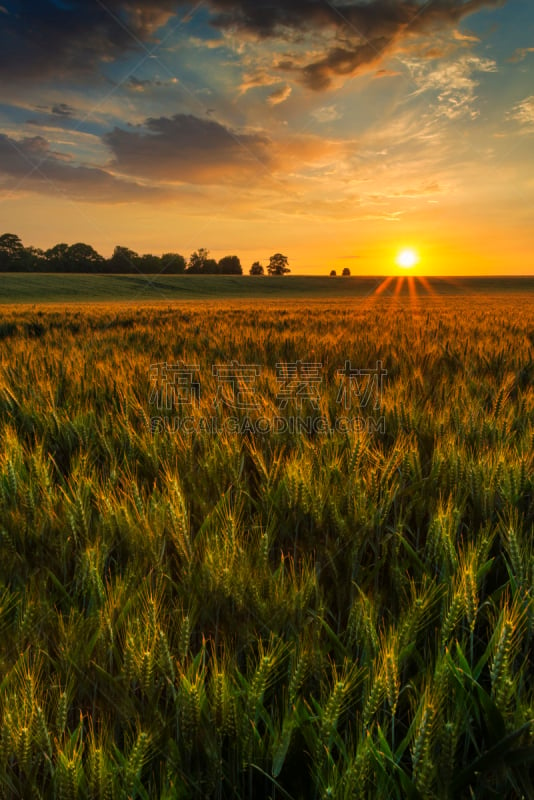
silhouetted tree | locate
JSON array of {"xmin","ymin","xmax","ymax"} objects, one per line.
[
  {"xmin": 25, "ymin": 247, "xmax": 46, "ymax": 272},
  {"xmin": 250, "ymin": 261, "xmax": 264, "ymax": 276},
  {"xmin": 267, "ymin": 253, "xmax": 290, "ymax": 276},
  {"xmin": 0, "ymin": 233, "xmax": 249, "ymax": 277},
  {"xmin": 109, "ymin": 246, "xmax": 140, "ymax": 273},
  {"xmin": 218, "ymin": 255, "xmax": 242, "ymax": 275},
  {"xmin": 330, "ymin": 269, "xmax": 337, "ymax": 277},
  {"xmin": 203, "ymin": 258, "xmax": 219, "ymax": 274},
  {"xmin": 187, "ymin": 248, "xmax": 210, "ymax": 274},
  {"xmin": 0, "ymin": 233, "xmax": 25, "ymax": 270},
  {"xmin": 139, "ymin": 254, "xmax": 162, "ymax": 274},
  {"xmin": 187, "ymin": 249, "xmax": 222, "ymax": 274},
  {"xmin": 65, "ymin": 243, "xmax": 105, "ymax": 272},
  {"xmin": 161, "ymin": 253, "xmax": 186, "ymax": 274},
  {"xmin": 342, "ymin": 267, "xmax": 351, "ymax": 277},
  {"xmin": 45, "ymin": 243, "xmax": 69, "ymax": 272}
]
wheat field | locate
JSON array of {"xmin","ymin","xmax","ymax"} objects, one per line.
[{"xmin": 0, "ymin": 296, "xmax": 533, "ymax": 799}]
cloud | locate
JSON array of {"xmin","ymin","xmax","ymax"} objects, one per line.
[
  {"xmin": 0, "ymin": 133, "xmax": 158, "ymax": 202},
  {"xmin": 508, "ymin": 96, "xmax": 534, "ymax": 127},
  {"xmin": 0, "ymin": 0, "xmax": 505, "ymax": 90},
  {"xmin": 0, "ymin": 0, "xmax": 179, "ymax": 81},
  {"xmin": 390, "ymin": 181, "xmax": 442, "ymax": 197},
  {"xmin": 51, "ymin": 103, "xmax": 76, "ymax": 117},
  {"xmin": 206, "ymin": 0, "xmax": 502, "ymax": 39},
  {"xmin": 127, "ymin": 76, "xmax": 179, "ymax": 92},
  {"xmin": 104, "ymin": 113, "xmax": 274, "ymax": 184},
  {"xmin": 128, "ymin": 77, "xmax": 154, "ymax": 92},
  {"xmin": 239, "ymin": 71, "xmax": 282, "ymax": 93},
  {"xmin": 298, "ymin": 41, "xmax": 388, "ymax": 91},
  {"xmin": 24, "ymin": 103, "xmax": 80, "ymax": 129},
  {"xmin": 267, "ymin": 85, "xmax": 292, "ymax": 105},
  {"xmin": 373, "ymin": 69, "xmax": 402, "ymax": 79},
  {"xmin": 406, "ymin": 55, "xmax": 497, "ymax": 119},
  {"xmin": 104, "ymin": 112, "xmax": 341, "ymax": 184},
  {"xmin": 508, "ymin": 47, "xmax": 534, "ymax": 63},
  {"xmin": 187, "ymin": 35, "xmax": 226, "ymax": 50},
  {"xmin": 204, "ymin": 0, "xmax": 505, "ymax": 89},
  {"xmin": 311, "ymin": 105, "xmax": 342, "ymax": 123},
  {"xmin": 452, "ymin": 29, "xmax": 480, "ymax": 43}
]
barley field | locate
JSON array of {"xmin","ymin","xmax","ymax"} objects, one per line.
[{"xmin": 0, "ymin": 296, "xmax": 533, "ymax": 799}]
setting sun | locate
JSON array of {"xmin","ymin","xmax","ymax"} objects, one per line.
[{"xmin": 396, "ymin": 248, "xmax": 419, "ymax": 269}]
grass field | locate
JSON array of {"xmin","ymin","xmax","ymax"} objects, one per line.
[
  {"xmin": 2, "ymin": 272, "xmax": 534, "ymax": 304},
  {"xmin": 0, "ymin": 296, "xmax": 533, "ymax": 798}
]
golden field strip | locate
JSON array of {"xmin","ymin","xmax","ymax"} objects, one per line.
[{"xmin": 0, "ymin": 295, "xmax": 533, "ymax": 798}]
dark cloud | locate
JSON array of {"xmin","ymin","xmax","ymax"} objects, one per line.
[
  {"xmin": 0, "ymin": 0, "xmax": 505, "ymax": 88},
  {"xmin": 127, "ymin": 76, "xmax": 154, "ymax": 91},
  {"xmin": 126, "ymin": 76, "xmax": 177, "ymax": 91},
  {"xmin": 0, "ymin": 0, "xmax": 178, "ymax": 81},
  {"xmin": 52, "ymin": 103, "xmax": 75, "ymax": 117},
  {"xmin": 23, "ymin": 103, "xmax": 79, "ymax": 128},
  {"xmin": 205, "ymin": 0, "xmax": 505, "ymax": 88},
  {"xmin": 206, "ymin": 0, "xmax": 504, "ymax": 39},
  {"xmin": 0, "ymin": 132, "xmax": 157, "ymax": 201},
  {"xmin": 300, "ymin": 41, "xmax": 387, "ymax": 91},
  {"xmin": 104, "ymin": 113, "xmax": 273, "ymax": 183}
]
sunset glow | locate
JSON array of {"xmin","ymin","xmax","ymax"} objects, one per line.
[{"xmin": 0, "ymin": 1, "xmax": 532, "ymax": 274}]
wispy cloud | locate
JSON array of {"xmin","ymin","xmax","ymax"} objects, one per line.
[
  {"xmin": 311, "ymin": 105, "xmax": 342, "ymax": 123},
  {"xmin": 508, "ymin": 47, "xmax": 534, "ymax": 63},
  {"xmin": 267, "ymin": 85, "xmax": 292, "ymax": 106},
  {"xmin": 508, "ymin": 96, "xmax": 534, "ymax": 128},
  {"xmin": 405, "ymin": 55, "xmax": 497, "ymax": 119}
]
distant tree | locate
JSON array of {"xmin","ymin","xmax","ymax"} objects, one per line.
[
  {"xmin": 0, "ymin": 233, "xmax": 25, "ymax": 270},
  {"xmin": 218, "ymin": 255, "xmax": 243, "ymax": 275},
  {"xmin": 45, "ymin": 243, "xmax": 69, "ymax": 272},
  {"xmin": 109, "ymin": 246, "xmax": 140, "ymax": 274},
  {"xmin": 139, "ymin": 254, "xmax": 162, "ymax": 274},
  {"xmin": 187, "ymin": 248, "xmax": 210, "ymax": 274},
  {"xmin": 25, "ymin": 246, "xmax": 46, "ymax": 272},
  {"xmin": 267, "ymin": 253, "xmax": 290, "ymax": 276},
  {"xmin": 342, "ymin": 267, "xmax": 351, "ymax": 277},
  {"xmin": 160, "ymin": 253, "xmax": 186, "ymax": 274},
  {"xmin": 250, "ymin": 261, "xmax": 264, "ymax": 276},
  {"xmin": 66, "ymin": 243, "xmax": 105, "ymax": 272},
  {"xmin": 203, "ymin": 258, "xmax": 219, "ymax": 275},
  {"xmin": 330, "ymin": 269, "xmax": 337, "ymax": 277}
]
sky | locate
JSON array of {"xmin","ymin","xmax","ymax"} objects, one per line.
[{"xmin": 0, "ymin": 0, "xmax": 533, "ymax": 275}]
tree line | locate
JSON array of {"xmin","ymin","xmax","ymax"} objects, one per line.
[{"xmin": 0, "ymin": 233, "xmax": 291, "ymax": 276}]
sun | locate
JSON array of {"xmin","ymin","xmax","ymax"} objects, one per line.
[{"xmin": 396, "ymin": 248, "xmax": 419, "ymax": 269}]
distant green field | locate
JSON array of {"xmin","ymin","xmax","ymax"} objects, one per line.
[{"xmin": 1, "ymin": 272, "xmax": 534, "ymax": 304}]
